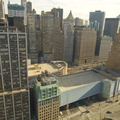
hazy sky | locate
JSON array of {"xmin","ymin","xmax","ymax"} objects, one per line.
[{"xmin": 4, "ymin": 0, "xmax": 120, "ymax": 20}]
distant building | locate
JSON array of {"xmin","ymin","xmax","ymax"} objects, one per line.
[
  {"xmin": 0, "ymin": 0, "xmax": 5, "ymax": 18},
  {"xmin": 21, "ymin": 0, "xmax": 27, "ymax": 25},
  {"xmin": 74, "ymin": 27, "xmax": 97, "ymax": 65},
  {"xmin": 104, "ymin": 18, "xmax": 120, "ymax": 41},
  {"xmin": 0, "ymin": 26, "xmax": 31, "ymax": 120},
  {"xmin": 98, "ymin": 36, "xmax": 112, "ymax": 62},
  {"xmin": 27, "ymin": 12, "xmax": 38, "ymax": 63},
  {"xmin": 27, "ymin": 1, "xmax": 32, "ymax": 13},
  {"xmin": 41, "ymin": 8, "xmax": 64, "ymax": 61},
  {"xmin": 75, "ymin": 17, "xmax": 83, "ymax": 26},
  {"xmin": 41, "ymin": 11, "xmax": 54, "ymax": 61},
  {"xmin": 106, "ymin": 30, "xmax": 120, "ymax": 73},
  {"xmin": 64, "ymin": 11, "xmax": 74, "ymax": 63},
  {"xmin": 8, "ymin": 3, "xmax": 25, "ymax": 17},
  {"xmin": 7, "ymin": 17, "xmax": 25, "ymax": 32},
  {"xmin": 89, "ymin": 10, "xmax": 105, "ymax": 35},
  {"xmin": 34, "ymin": 72, "xmax": 60, "ymax": 120},
  {"xmin": 90, "ymin": 21, "xmax": 99, "ymax": 31},
  {"xmin": 56, "ymin": 8, "xmax": 63, "ymax": 30}
]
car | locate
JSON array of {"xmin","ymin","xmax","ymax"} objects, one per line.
[
  {"xmin": 106, "ymin": 100, "xmax": 113, "ymax": 103},
  {"xmin": 106, "ymin": 111, "xmax": 112, "ymax": 114}
]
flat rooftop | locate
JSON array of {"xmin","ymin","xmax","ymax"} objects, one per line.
[
  {"xmin": 57, "ymin": 70, "xmax": 112, "ymax": 91},
  {"xmin": 28, "ymin": 61, "xmax": 67, "ymax": 77},
  {"xmin": 28, "ymin": 63, "xmax": 58, "ymax": 77},
  {"xmin": 94, "ymin": 66, "xmax": 120, "ymax": 78}
]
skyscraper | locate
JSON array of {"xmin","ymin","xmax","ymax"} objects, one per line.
[
  {"xmin": 41, "ymin": 11, "xmax": 54, "ymax": 61},
  {"xmin": 8, "ymin": 3, "xmax": 25, "ymax": 17},
  {"xmin": 74, "ymin": 27, "xmax": 97, "ymax": 65},
  {"xmin": 0, "ymin": 26, "xmax": 31, "ymax": 120},
  {"xmin": 75, "ymin": 17, "xmax": 83, "ymax": 26},
  {"xmin": 27, "ymin": 12, "xmax": 38, "ymax": 63},
  {"xmin": 56, "ymin": 8, "xmax": 63, "ymax": 30},
  {"xmin": 98, "ymin": 36, "xmax": 112, "ymax": 62},
  {"xmin": 64, "ymin": 11, "xmax": 74, "ymax": 63},
  {"xmin": 27, "ymin": 1, "xmax": 32, "ymax": 13},
  {"xmin": 89, "ymin": 10, "xmax": 105, "ymax": 35},
  {"xmin": 0, "ymin": 0, "xmax": 5, "ymax": 19},
  {"xmin": 21, "ymin": 0, "xmax": 27, "ymax": 25},
  {"xmin": 41, "ymin": 8, "xmax": 64, "ymax": 61},
  {"xmin": 106, "ymin": 29, "xmax": 120, "ymax": 73},
  {"xmin": 104, "ymin": 18, "xmax": 120, "ymax": 41}
]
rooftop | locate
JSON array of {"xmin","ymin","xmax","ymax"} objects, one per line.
[
  {"xmin": 28, "ymin": 61, "xmax": 67, "ymax": 77},
  {"xmin": 28, "ymin": 63, "xmax": 58, "ymax": 77},
  {"xmin": 57, "ymin": 70, "xmax": 112, "ymax": 91},
  {"xmin": 36, "ymin": 72, "xmax": 57, "ymax": 86},
  {"xmin": 93, "ymin": 66, "xmax": 120, "ymax": 78}
]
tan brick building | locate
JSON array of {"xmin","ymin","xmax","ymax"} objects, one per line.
[
  {"xmin": 106, "ymin": 30, "xmax": 120, "ymax": 73},
  {"xmin": 41, "ymin": 8, "xmax": 64, "ymax": 61},
  {"xmin": 74, "ymin": 27, "xmax": 97, "ymax": 65}
]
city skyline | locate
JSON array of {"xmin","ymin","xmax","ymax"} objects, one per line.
[{"xmin": 3, "ymin": 0, "xmax": 120, "ymax": 20}]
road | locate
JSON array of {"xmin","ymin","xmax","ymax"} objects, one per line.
[{"xmin": 59, "ymin": 95, "xmax": 120, "ymax": 120}]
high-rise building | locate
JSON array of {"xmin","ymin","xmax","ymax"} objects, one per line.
[
  {"xmin": 51, "ymin": 8, "xmax": 64, "ymax": 61},
  {"xmin": 56, "ymin": 8, "xmax": 63, "ymax": 30},
  {"xmin": 89, "ymin": 10, "xmax": 105, "ymax": 35},
  {"xmin": 27, "ymin": 1, "xmax": 32, "ymax": 13},
  {"xmin": 74, "ymin": 27, "xmax": 97, "ymax": 65},
  {"xmin": 98, "ymin": 36, "xmax": 112, "ymax": 62},
  {"xmin": 106, "ymin": 30, "xmax": 120, "ymax": 73},
  {"xmin": 8, "ymin": 17, "xmax": 25, "ymax": 32},
  {"xmin": 41, "ymin": 8, "xmax": 64, "ymax": 61},
  {"xmin": 0, "ymin": 0, "xmax": 5, "ymax": 18},
  {"xmin": 90, "ymin": 21, "xmax": 100, "ymax": 31},
  {"xmin": 64, "ymin": 11, "xmax": 74, "ymax": 63},
  {"xmin": 21, "ymin": 0, "xmax": 27, "ymax": 25},
  {"xmin": 75, "ymin": 17, "xmax": 83, "ymax": 26},
  {"xmin": 0, "ymin": 26, "xmax": 31, "ymax": 120},
  {"xmin": 27, "ymin": 12, "xmax": 38, "ymax": 63},
  {"xmin": 104, "ymin": 18, "xmax": 120, "ymax": 41},
  {"xmin": 8, "ymin": 3, "xmax": 25, "ymax": 17},
  {"xmin": 34, "ymin": 72, "xmax": 60, "ymax": 120}
]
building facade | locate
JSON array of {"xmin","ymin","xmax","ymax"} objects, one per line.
[
  {"xmin": 8, "ymin": 17, "xmax": 25, "ymax": 32},
  {"xmin": 27, "ymin": 12, "xmax": 38, "ymax": 63},
  {"xmin": 41, "ymin": 11, "xmax": 54, "ymax": 61},
  {"xmin": 98, "ymin": 36, "xmax": 112, "ymax": 62},
  {"xmin": 75, "ymin": 17, "xmax": 83, "ymax": 26},
  {"xmin": 8, "ymin": 4, "xmax": 25, "ymax": 17},
  {"xmin": 56, "ymin": 8, "xmax": 63, "ymax": 30},
  {"xmin": 89, "ymin": 10, "xmax": 105, "ymax": 35},
  {"xmin": 104, "ymin": 18, "xmax": 120, "ymax": 41},
  {"xmin": 74, "ymin": 27, "xmax": 97, "ymax": 65},
  {"xmin": 21, "ymin": 0, "xmax": 27, "ymax": 25},
  {"xmin": 34, "ymin": 72, "xmax": 60, "ymax": 120},
  {"xmin": 64, "ymin": 11, "xmax": 74, "ymax": 63},
  {"xmin": 27, "ymin": 1, "xmax": 32, "ymax": 13},
  {"xmin": 106, "ymin": 30, "xmax": 120, "ymax": 73},
  {"xmin": 0, "ymin": 0, "xmax": 5, "ymax": 18},
  {"xmin": 41, "ymin": 8, "xmax": 64, "ymax": 61},
  {"xmin": 0, "ymin": 26, "xmax": 31, "ymax": 120}
]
